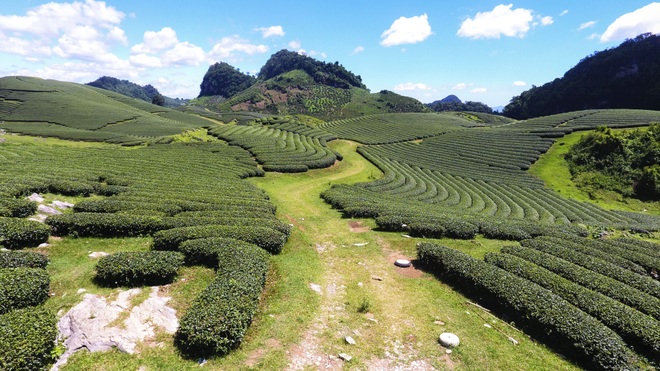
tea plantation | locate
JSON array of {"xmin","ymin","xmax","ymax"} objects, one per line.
[{"xmin": 0, "ymin": 77, "xmax": 659, "ymax": 369}]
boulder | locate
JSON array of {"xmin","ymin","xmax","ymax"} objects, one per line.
[{"xmin": 439, "ymin": 332, "xmax": 460, "ymax": 348}]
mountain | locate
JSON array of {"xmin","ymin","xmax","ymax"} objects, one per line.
[
  {"xmin": 86, "ymin": 76, "xmax": 186, "ymax": 108},
  {"xmin": 192, "ymin": 49, "xmax": 428, "ymax": 120},
  {"xmin": 504, "ymin": 33, "xmax": 660, "ymax": 119},
  {"xmin": 426, "ymin": 95, "xmax": 494, "ymax": 114}
]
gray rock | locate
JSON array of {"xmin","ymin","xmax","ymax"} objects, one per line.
[
  {"xmin": 439, "ymin": 332, "xmax": 460, "ymax": 348},
  {"xmin": 338, "ymin": 353, "xmax": 352, "ymax": 362},
  {"xmin": 37, "ymin": 204, "xmax": 61, "ymax": 215},
  {"xmin": 52, "ymin": 200, "xmax": 74, "ymax": 209},
  {"xmin": 394, "ymin": 259, "xmax": 411, "ymax": 267},
  {"xmin": 28, "ymin": 193, "xmax": 45, "ymax": 203},
  {"xmin": 345, "ymin": 336, "xmax": 356, "ymax": 345}
]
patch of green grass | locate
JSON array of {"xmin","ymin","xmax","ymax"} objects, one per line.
[{"xmin": 530, "ymin": 130, "xmax": 660, "ymax": 215}]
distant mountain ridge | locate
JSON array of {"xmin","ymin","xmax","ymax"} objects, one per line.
[
  {"xmin": 426, "ymin": 95, "xmax": 494, "ymax": 114},
  {"xmin": 193, "ymin": 49, "xmax": 428, "ymax": 119},
  {"xmin": 504, "ymin": 33, "xmax": 660, "ymax": 119},
  {"xmin": 87, "ymin": 76, "xmax": 186, "ymax": 108}
]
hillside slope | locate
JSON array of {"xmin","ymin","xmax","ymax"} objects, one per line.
[
  {"xmin": 504, "ymin": 33, "xmax": 660, "ymax": 119},
  {"xmin": 0, "ymin": 76, "xmax": 209, "ymax": 144},
  {"xmin": 192, "ymin": 50, "xmax": 429, "ymax": 120},
  {"xmin": 87, "ymin": 76, "xmax": 186, "ymax": 108}
]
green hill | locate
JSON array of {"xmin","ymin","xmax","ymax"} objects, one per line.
[
  {"xmin": 504, "ymin": 33, "xmax": 660, "ymax": 119},
  {"xmin": 191, "ymin": 50, "xmax": 429, "ymax": 120},
  {"xmin": 0, "ymin": 76, "xmax": 210, "ymax": 144},
  {"xmin": 87, "ymin": 76, "xmax": 186, "ymax": 108}
]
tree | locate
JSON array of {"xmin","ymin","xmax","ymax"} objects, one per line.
[{"xmin": 151, "ymin": 93, "xmax": 165, "ymax": 106}]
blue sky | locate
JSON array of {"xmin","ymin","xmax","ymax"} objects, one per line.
[{"xmin": 1, "ymin": 1, "xmax": 660, "ymax": 107}]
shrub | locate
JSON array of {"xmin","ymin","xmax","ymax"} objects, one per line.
[
  {"xmin": 0, "ymin": 307, "xmax": 57, "ymax": 371},
  {"xmin": 0, "ymin": 217, "xmax": 51, "ymax": 249},
  {"xmin": 47, "ymin": 213, "xmax": 164, "ymax": 237},
  {"xmin": 417, "ymin": 242, "xmax": 638, "ymax": 370},
  {"xmin": 262, "ymin": 164, "xmax": 309, "ymax": 173},
  {"xmin": 95, "ymin": 251, "xmax": 184, "ymax": 287},
  {"xmin": 0, "ymin": 199, "xmax": 37, "ymax": 218},
  {"xmin": 0, "ymin": 268, "xmax": 50, "ymax": 314},
  {"xmin": 179, "ymin": 237, "xmax": 258, "ymax": 267},
  {"xmin": 0, "ymin": 251, "xmax": 48, "ymax": 269},
  {"xmin": 152, "ymin": 225, "xmax": 286, "ymax": 254},
  {"xmin": 175, "ymin": 241, "xmax": 270, "ymax": 358}
]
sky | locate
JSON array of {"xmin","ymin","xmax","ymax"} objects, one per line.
[{"xmin": 1, "ymin": 1, "xmax": 660, "ymax": 108}]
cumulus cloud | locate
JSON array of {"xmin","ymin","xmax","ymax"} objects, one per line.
[
  {"xmin": 471, "ymin": 87, "xmax": 487, "ymax": 93},
  {"xmin": 288, "ymin": 40, "xmax": 301, "ymax": 49},
  {"xmin": 541, "ymin": 16, "xmax": 554, "ymax": 26},
  {"xmin": 208, "ymin": 35, "xmax": 268, "ymax": 61},
  {"xmin": 352, "ymin": 46, "xmax": 365, "ymax": 54},
  {"xmin": 457, "ymin": 4, "xmax": 534, "ymax": 39},
  {"xmin": 393, "ymin": 82, "xmax": 432, "ymax": 91},
  {"xmin": 578, "ymin": 21, "xmax": 597, "ymax": 31},
  {"xmin": 131, "ymin": 27, "xmax": 179, "ymax": 54},
  {"xmin": 453, "ymin": 82, "xmax": 469, "ymax": 90},
  {"xmin": 513, "ymin": 81, "xmax": 527, "ymax": 86},
  {"xmin": 380, "ymin": 13, "xmax": 432, "ymax": 47},
  {"xmin": 601, "ymin": 3, "xmax": 660, "ymax": 42},
  {"xmin": 256, "ymin": 25, "xmax": 285, "ymax": 38}
]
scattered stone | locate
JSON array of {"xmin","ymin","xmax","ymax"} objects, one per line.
[
  {"xmin": 439, "ymin": 333, "xmax": 460, "ymax": 348},
  {"xmin": 88, "ymin": 252, "xmax": 109, "ymax": 259},
  {"xmin": 353, "ymin": 242, "xmax": 368, "ymax": 247},
  {"xmin": 352, "ymin": 329, "xmax": 361, "ymax": 336},
  {"xmin": 508, "ymin": 337, "xmax": 519, "ymax": 345},
  {"xmin": 28, "ymin": 193, "xmax": 45, "ymax": 203},
  {"xmin": 394, "ymin": 259, "xmax": 411, "ymax": 268},
  {"xmin": 310, "ymin": 283, "xmax": 322, "ymax": 294},
  {"xmin": 371, "ymin": 276, "xmax": 384, "ymax": 281},
  {"xmin": 29, "ymin": 214, "xmax": 49, "ymax": 223},
  {"xmin": 401, "ymin": 234, "xmax": 412, "ymax": 238},
  {"xmin": 338, "ymin": 353, "xmax": 352, "ymax": 362},
  {"xmin": 37, "ymin": 204, "xmax": 61, "ymax": 215},
  {"xmin": 345, "ymin": 336, "xmax": 356, "ymax": 345},
  {"xmin": 77, "ymin": 289, "xmax": 87, "ymax": 294},
  {"xmin": 38, "ymin": 242, "xmax": 49, "ymax": 248},
  {"xmin": 357, "ymin": 282, "xmax": 363, "ymax": 287},
  {"xmin": 434, "ymin": 320, "xmax": 446, "ymax": 326},
  {"xmin": 52, "ymin": 200, "xmax": 74, "ymax": 209},
  {"xmin": 446, "ymin": 349, "xmax": 453, "ymax": 355},
  {"xmin": 484, "ymin": 324, "xmax": 492, "ymax": 328}
]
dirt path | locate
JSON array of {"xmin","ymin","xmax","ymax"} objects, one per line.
[{"xmin": 251, "ymin": 141, "xmax": 439, "ymax": 370}]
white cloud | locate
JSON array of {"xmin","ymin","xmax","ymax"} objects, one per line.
[
  {"xmin": 393, "ymin": 82, "xmax": 432, "ymax": 91},
  {"xmin": 457, "ymin": 4, "xmax": 534, "ymax": 39},
  {"xmin": 288, "ymin": 40, "xmax": 301, "ymax": 49},
  {"xmin": 208, "ymin": 35, "xmax": 268, "ymax": 61},
  {"xmin": 129, "ymin": 53, "xmax": 162, "ymax": 68},
  {"xmin": 131, "ymin": 27, "xmax": 179, "ymax": 54},
  {"xmin": 256, "ymin": 25, "xmax": 284, "ymax": 38},
  {"xmin": 380, "ymin": 13, "xmax": 432, "ymax": 47},
  {"xmin": 601, "ymin": 3, "xmax": 660, "ymax": 42},
  {"xmin": 471, "ymin": 87, "xmax": 487, "ymax": 93},
  {"xmin": 513, "ymin": 81, "xmax": 527, "ymax": 86},
  {"xmin": 560, "ymin": 10, "xmax": 569, "ymax": 16},
  {"xmin": 352, "ymin": 46, "xmax": 365, "ymax": 54},
  {"xmin": 578, "ymin": 21, "xmax": 597, "ymax": 31},
  {"xmin": 453, "ymin": 82, "xmax": 469, "ymax": 90},
  {"xmin": 541, "ymin": 16, "xmax": 554, "ymax": 26},
  {"xmin": 162, "ymin": 42, "xmax": 206, "ymax": 66},
  {"xmin": 588, "ymin": 33, "xmax": 600, "ymax": 40}
]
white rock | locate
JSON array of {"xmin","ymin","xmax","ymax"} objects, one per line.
[
  {"xmin": 38, "ymin": 243, "xmax": 49, "ymax": 248},
  {"xmin": 338, "ymin": 353, "xmax": 352, "ymax": 362},
  {"xmin": 353, "ymin": 242, "xmax": 368, "ymax": 247},
  {"xmin": 52, "ymin": 200, "xmax": 74, "ymax": 209},
  {"xmin": 345, "ymin": 336, "xmax": 356, "ymax": 345},
  {"xmin": 38, "ymin": 204, "xmax": 61, "ymax": 215},
  {"xmin": 484, "ymin": 324, "xmax": 492, "ymax": 328},
  {"xmin": 28, "ymin": 193, "xmax": 45, "ymax": 203},
  {"xmin": 394, "ymin": 259, "xmax": 411, "ymax": 267},
  {"xmin": 439, "ymin": 332, "xmax": 460, "ymax": 348},
  {"xmin": 77, "ymin": 289, "xmax": 87, "ymax": 294},
  {"xmin": 446, "ymin": 349, "xmax": 453, "ymax": 355},
  {"xmin": 310, "ymin": 283, "xmax": 322, "ymax": 294},
  {"xmin": 88, "ymin": 252, "xmax": 109, "ymax": 259}
]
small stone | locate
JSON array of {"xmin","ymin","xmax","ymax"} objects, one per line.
[
  {"xmin": 38, "ymin": 243, "xmax": 49, "ymax": 248},
  {"xmin": 394, "ymin": 259, "xmax": 411, "ymax": 268},
  {"xmin": 77, "ymin": 289, "xmax": 87, "ymax": 294},
  {"xmin": 484, "ymin": 324, "xmax": 492, "ymax": 328},
  {"xmin": 434, "ymin": 320, "xmax": 446, "ymax": 326},
  {"xmin": 353, "ymin": 242, "xmax": 368, "ymax": 247},
  {"xmin": 357, "ymin": 282, "xmax": 363, "ymax": 287},
  {"xmin": 338, "ymin": 353, "xmax": 352, "ymax": 362},
  {"xmin": 508, "ymin": 337, "xmax": 519, "ymax": 345},
  {"xmin": 345, "ymin": 336, "xmax": 356, "ymax": 345},
  {"xmin": 310, "ymin": 283, "xmax": 322, "ymax": 294},
  {"xmin": 371, "ymin": 276, "xmax": 384, "ymax": 281},
  {"xmin": 88, "ymin": 252, "xmax": 109, "ymax": 259},
  {"xmin": 401, "ymin": 234, "xmax": 412, "ymax": 238},
  {"xmin": 446, "ymin": 349, "xmax": 453, "ymax": 355},
  {"xmin": 439, "ymin": 333, "xmax": 460, "ymax": 348}
]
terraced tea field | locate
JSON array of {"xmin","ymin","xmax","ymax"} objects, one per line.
[{"xmin": 0, "ymin": 88, "xmax": 659, "ymax": 370}]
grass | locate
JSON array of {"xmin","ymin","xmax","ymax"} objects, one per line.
[{"xmin": 530, "ymin": 130, "xmax": 660, "ymax": 215}]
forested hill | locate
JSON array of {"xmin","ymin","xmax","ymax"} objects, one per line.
[
  {"xmin": 258, "ymin": 49, "xmax": 367, "ymax": 90},
  {"xmin": 504, "ymin": 33, "xmax": 660, "ymax": 119},
  {"xmin": 87, "ymin": 76, "xmax": 185, "ymax": 108}
]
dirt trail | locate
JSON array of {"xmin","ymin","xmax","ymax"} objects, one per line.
[{"xmin": 253, "ymin": 141, "xmax": 439, "ymax": 370}]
